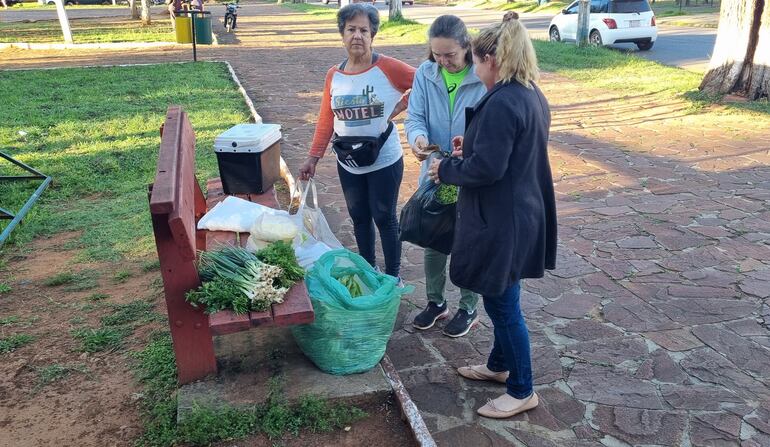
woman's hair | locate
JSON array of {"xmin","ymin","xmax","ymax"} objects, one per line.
[
  {"xmin": 427, "ymin": 15, "xmax": 473, "ymax": 66},
  {"xmin": 471, "ymin": 11, "xmax": 539, "ymax": 88},
  {"xmin": 337, "ymin": 4, "xmax": 380, "ymax": 38}
]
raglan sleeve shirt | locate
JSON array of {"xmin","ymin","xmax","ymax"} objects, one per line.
[{"xmin": 308, "ymin": 56, "xmax": 415, "ymax": 159}]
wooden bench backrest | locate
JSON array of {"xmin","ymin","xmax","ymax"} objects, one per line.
[
  {"xmin": 150, "ymin": 106, "xmax": 207, "ymax": 259},
  {"xmin": 149, "ymin": 105, "xmax": 217, "ymax": 384}
]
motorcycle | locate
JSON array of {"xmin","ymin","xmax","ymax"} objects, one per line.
[{"xmin": 224, "ymin": 1, "xmax": 238, "ymax": 32}]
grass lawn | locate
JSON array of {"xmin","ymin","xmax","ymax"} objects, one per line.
[
  {"xmin": 651, "ymin": 0, "xmax": 720, "ymax": 17},
  {"xmin": 378, "ymin": 16, "xmax": 429, "ymax": 43},
  {"xmin": 7, "ymin": 2, "xmax": 128, "ymax": 9},
  {"xmin": 0, "ymin": 17, "xmax": 174, "ymax": 43},
  {"xmin": 281, "ymin": 1, "xmax": 338, "ymax": 17},
  {"xmin": 0, "ymin": 62, "xmax": 251, "ymax": 261},
  {"xmin": 534, "ymin": 39, "xmax": 703, "ymax": 96},
  {"xmin": 459, "ymin": 0, "xmax": 717, "ymax": 16},
  {"xmin": 458, "ymin": 0, "xmax": 568, "ymax": 14}
]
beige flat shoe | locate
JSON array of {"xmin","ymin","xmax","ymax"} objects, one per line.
[
  {"xmin": 457, "ymin": 364, "xmax": 508, "ymax": 384},
  {"xmin": 477, "ymin": 392, "xmax": 539, "ymax": 419}
]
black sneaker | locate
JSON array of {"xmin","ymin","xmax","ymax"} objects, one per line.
[
  {"xmin": 443, "ymin": 309, "xmax": 479, "ymax": 338},
  {"xmin": 413, "ymin": 302, "xmax": 449, "ymax": 330}
]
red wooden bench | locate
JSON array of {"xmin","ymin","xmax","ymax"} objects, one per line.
[{"xmin": 149, "ymin": 105, "xmax": 314, "ymax": 384}]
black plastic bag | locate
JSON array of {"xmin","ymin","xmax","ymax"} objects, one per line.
[{"xmin": 399, "ymin": 181, "xmax": 456, "ymax": 255}]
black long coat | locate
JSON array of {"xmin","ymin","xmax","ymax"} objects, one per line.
[{"xmin": 438, "ymin": 80, "xmax": 557, "ymax": 297}]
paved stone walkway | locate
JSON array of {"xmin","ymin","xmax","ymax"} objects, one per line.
[{"xmin": 3, "ymin": 4, "xmax": 769, "ymax": 446}]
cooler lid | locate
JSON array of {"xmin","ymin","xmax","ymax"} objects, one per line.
[{"xmin": 214, "ymin": 123, "xmax": 282, "ymax": 153}]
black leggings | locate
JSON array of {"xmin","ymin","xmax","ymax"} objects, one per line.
[{"xmin": 337, "ymin": 158, "xmax": 404, "ymax": 277}]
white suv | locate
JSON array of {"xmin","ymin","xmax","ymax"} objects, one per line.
[{"xmin": 548, "ymin": 0, "xmax": 657, "ymax": 51}]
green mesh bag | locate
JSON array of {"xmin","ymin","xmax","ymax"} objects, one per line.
[{"xmin": 291, "ymin": 249, "xmax": 413, "ymax": 375}]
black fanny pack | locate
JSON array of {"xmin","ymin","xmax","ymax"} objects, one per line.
[{"xmin": 332, "ymin": 121, "xmax": 394, "ymax": 168}]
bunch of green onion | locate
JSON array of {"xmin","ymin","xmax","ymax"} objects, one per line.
[{"xmin": 198, "ymin": 246, "xmax": 287, "ymax": 310}]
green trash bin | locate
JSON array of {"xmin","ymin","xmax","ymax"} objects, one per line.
[{"xmin": 193, "ymin": 14, "xmax": 213, "ymax": 45}]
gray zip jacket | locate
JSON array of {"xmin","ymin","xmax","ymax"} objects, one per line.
[{"xmin": 404, "ymin": 60, "xmax": 487, "ymax": 183}]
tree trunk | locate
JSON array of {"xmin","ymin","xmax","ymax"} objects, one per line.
[
  {"xmin": 141, "ymin": 0, "xmax": 151, "ymax": 25},
  {"xmin": 389, "ymin": 0, "xmax": 403, "ymax": 21},
  {"xmin": 577, "ymin": 0, "xmax": 590, "ymax": 46},
  {"xmin": 129, "ymin": 0, "xmax": 140, "ymax": 19},
  {"xmin": 700, "ymin": 0, "xmax": 770, "ymax": 100}
]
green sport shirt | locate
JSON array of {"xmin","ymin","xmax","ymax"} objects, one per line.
[{"xmin": 440, "ymin": 65, "xmax": 470, "ymax": 116}]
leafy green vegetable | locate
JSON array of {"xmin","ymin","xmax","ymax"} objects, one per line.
[
  {"xmin": 338, "ymin": 274, "xmax": 363, "ymax": 298},
  {"xmin": 190, "ymin": 246, "xmax": 287, "ymax": 313},
  {"xmin": 186, "ymin": 277, "xmax": 249, "ymax": 314},
  {"xmin": 256, "ymin": 241, "xmax": 305, "ymax": 289},
  {"xmin": 436, "ymin": 184, "xmax": 458, "ymax": 205}
]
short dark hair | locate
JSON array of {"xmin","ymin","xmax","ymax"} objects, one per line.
[
  {"xmin": 427, "ymin": 15, "xmax": 472, "ymax": 65},
  {"xmin": 337, "ymin": 4, "xmax": 380, "ymax": 38}
]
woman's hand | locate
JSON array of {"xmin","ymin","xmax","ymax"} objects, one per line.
[
  {"xmin": 299, "ymin": 156, "xmax": 320, "ymax": 181},
  {"xmin": 388, "ymin": 88, "xmax": 411, "ymax": 121},
  {"xmin": 451, "ymin": 136, "xmax": 464, "ymax": 158},
  {"xmin": 411, "ymin": 135, "xmax": 430, "ymax": 162},
  {"xmin": 428, "ymin": 158, "xmax": 442, "ymax": 184}
]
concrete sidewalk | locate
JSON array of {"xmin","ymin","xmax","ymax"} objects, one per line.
[{"xmin": 1, "ymin": 4, "xmax": 768, "ymax": 446}]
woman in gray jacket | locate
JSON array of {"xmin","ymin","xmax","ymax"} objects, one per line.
[{"xmin": 405, "ymin": 15, "xmax": 487, "ymax": 338}]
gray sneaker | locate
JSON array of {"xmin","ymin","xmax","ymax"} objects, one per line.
[
  {"xmin": 443, "ymin": 309, "xmax": 479, "ymax": 338},
  {"xmin": 413, "ymin": 301, "xmax": 449, "ymax": 330}
]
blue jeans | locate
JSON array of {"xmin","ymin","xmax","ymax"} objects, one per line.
[
  {"xmin": 483, "ymin": 282, "xmax": 533, "ymax": 399},
  {"xmin": 337, "ymin": 158, "xmax": 403, "ymax": 277}
]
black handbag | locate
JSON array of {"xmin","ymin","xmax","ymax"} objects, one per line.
[{"xmin": 332, "ymin": 121, "xmax": 394, "ymax": 168}]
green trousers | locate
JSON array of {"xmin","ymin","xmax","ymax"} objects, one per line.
[{"xmin": 424, "ymin": 247, "xmax": 479, "ymax": 312}]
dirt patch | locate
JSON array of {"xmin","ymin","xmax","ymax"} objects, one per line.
[
  {"xmin": 0, "ymin": 232, "xmax": 160, "ymax": 447},
  {"xmin": 1, "ymin": 233, "xmax": 417, "ymax": 446},
  {"xmin": 214, "ymin": 394, "xmax": 416, "ymax": 447}
]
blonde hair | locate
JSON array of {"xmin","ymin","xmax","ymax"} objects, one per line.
[{"xmin": 471, "ymin": 11, "xmax": 539, "ymax": 88}]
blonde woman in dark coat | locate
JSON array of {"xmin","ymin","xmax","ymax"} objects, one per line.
[{"xmin": 428, "ymin": 11, "xmax": 557, "ymax": 419}]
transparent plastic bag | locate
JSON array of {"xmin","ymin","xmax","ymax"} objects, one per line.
[{"xmin": 291, "ymin": 179, "xmax": 343, "ymax": 268}]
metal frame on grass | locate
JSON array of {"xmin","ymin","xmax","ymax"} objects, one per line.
[{"xmin": 0, "ymin": 152, "xmax": 52, "ymax": 245}]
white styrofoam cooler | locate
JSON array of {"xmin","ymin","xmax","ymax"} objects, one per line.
[
  {"xmin": 213, "ymin": 123, "xmax": 283, "ymax": 194},
  {"xmin": 214, "ymin": 123, "xmax": 282, "ymax": 153}
]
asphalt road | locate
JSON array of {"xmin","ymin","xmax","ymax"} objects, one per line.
[{"xmin": 1, "ymin": 1, "xmax": 716, "ymax": 71}]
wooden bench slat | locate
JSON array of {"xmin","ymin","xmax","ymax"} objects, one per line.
[
  {"xmin": 247, "ymin": 189, "xmax": 279, "ymax": 209},
  {"xmin": 206, "ymin": 230, "xmax": 246, "ymax": 250},
  {"xmin": 273, "ymin": 282, "xmax": 314, "ymax": 326},
  {"xmin": 168, "ymin": 112, "xmax": 198, "ymax": 261},
  {"xmin": 205, "ymin": 178, "xmax": 227, "ymax": 210},
  {"xmin": 209, "ymin": 310, "xmax": 252, "ymax": 336},
  {"xmin": 250, "ymin": 308, "xmax": 274, "ymax": 327},
  {"xmin": 151, "ymin": 106, "xmax": 184, "ymax": 214}
]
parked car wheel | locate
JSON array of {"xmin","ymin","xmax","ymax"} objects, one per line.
[
  {"xmin": 589, "ymin": 30, "xmax": 603, "ymax": 46},
  {"xmin": 549, "ymin": 26, "xmax": 561, "ymax": 42},
  {"xmin": 636, "ymin": 40, "xmax": 654, "ymax": 51}
]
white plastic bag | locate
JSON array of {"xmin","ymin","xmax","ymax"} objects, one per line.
[
  {"xmin": 292, "ymin": 179, "xmax": 343, "ymax": 268},
  {"xmin": 197, "ymin": 196, "xmax": 282, "ymax": 233},
  {"xmin": 245, "ymin": 234, "xmax": 271, "ymax": 253},
  {"xmin": 250, "ymin": 213, "xmax": 298, "ymax": 242}
]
